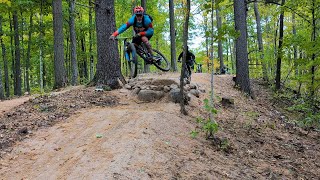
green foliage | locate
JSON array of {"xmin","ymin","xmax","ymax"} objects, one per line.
[
  {"xmin": 286, "ymin": 98, "xmax": 320, "ymax": 130},
  {"xmin": 203, "ymin": 98, "xmax": 218, "ymax": 114},
  {"xmin": 191, "ymin": 98, "xmax": 219, "ymax": 138}
]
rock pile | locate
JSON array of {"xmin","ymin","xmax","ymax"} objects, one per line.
[{"xmin": 123, "ymin": 77, "xmax": 205, "ymax": 104}]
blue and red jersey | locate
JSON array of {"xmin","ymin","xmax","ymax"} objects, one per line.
[{"xmin": 112, "ymin": 14, "xmax": 154, "ymax": 37}]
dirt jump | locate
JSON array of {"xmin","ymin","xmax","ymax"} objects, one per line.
[{"xmin": 0, "ymin": 73, "xmax": 319, "ymax": 179}]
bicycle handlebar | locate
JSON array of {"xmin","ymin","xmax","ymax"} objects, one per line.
[{"xmin": 115, "ymin": 36, "xmax": 132, "ymax": 40}]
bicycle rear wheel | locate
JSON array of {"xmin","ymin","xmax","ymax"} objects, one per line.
[
  {"xmin": 183, "ymin": 65, "xmax": 191, "ymax": 84},
  {"xmin": 152, "ymin": 49, "xmax": 170, "ymax": 71},
  {"xmin": 126, "ymin": 43, "xmax": 138, "ymax": 78}
]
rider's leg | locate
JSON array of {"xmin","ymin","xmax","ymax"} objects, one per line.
[{"xmin": 141, "ymin": 36, "xmax": 153, "ymax": 56}]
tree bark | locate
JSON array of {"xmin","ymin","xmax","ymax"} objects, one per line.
[
  {"xmin": 254, "ymin": 2, "xmax": 268, "ymax": 82},
  {"xmin": 69, "ymin": 0, "xmax": 79, "ymax": 86},
  {"xmin": 26, "ymin": 12, "xmax": 33, "ymax": 93},
  {"xmin": 215, "ymin": 2, "xmax": 224, "ymax": 73},
  {"xmin": 275, "ymin": 0, "xmax": 285, "ymax": 90},
  {"xmin": 169, "ymin": 0, "xmax": 177, "ymax": 72},
  {"xmin": 53, "ymin": 0, "xmax": 67, "ymax": 89},
  {"xmin": 13, "ymin": 11, "xmax": 22, "ymax": 96},
  {"xmin": 93, "ymin": 0, "xmax": 121, "ymax": 89},
  {"xmin": 233, "ymin": 0, "xmax": 252, "ymax": 96},
  {"xmin": 0, "ymin": 16, "xmax": 9, "ymax": 98},
  {"xmin": 0, "ymin": 17, "xmax": 4, "ymax": 99},
  {"xmin": 89, "ymin": 0, "xmax": 94, "ymax": 81},
  {"xmin": 180, "ymin": 0, "xmax": 190, "ymax": 115}
]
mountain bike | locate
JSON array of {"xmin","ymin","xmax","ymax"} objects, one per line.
[
  {"xmin": 117, "ymin": 37, "xmax": 170, "ymax": 78},
  {"xmin": 179, "ymin": 57, "xmax": 195, "ymax": 84}
]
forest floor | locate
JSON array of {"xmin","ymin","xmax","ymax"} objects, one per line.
[{"xmin": 0, "ymin": 72, "xmax": 319, "ymax": 179}]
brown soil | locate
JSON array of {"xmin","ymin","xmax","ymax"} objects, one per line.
[{"xmin": 0, "ymin": 73, "xmax": 319, "ymax": 179}]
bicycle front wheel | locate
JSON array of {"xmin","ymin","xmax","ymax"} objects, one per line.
[
  {"xmin": 152, "ymin": 49, "xmax": 170, "ymax": 71},
  {"xmin": 126, "ymin": 43, "xmax": 138, "ymax": 78}
]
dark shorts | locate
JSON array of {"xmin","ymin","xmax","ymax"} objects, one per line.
[{"xmin": 132, "ymin": 35, "xmax": 153, "ymax": 45}]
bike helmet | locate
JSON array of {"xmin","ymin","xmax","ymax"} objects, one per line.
[{"xmin": 134, "ymin": 6, "xmax": 144, "ymax": 15}]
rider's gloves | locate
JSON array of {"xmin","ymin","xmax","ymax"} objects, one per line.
[
  {"xmin": 134, "ymin": 33, "xmax": 141, "ymax": 38},
  {"xmin": 109, "ymin": 35, "xmax": 115, "ymax": 40}
]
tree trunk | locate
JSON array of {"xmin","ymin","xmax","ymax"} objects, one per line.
[
  {"xmin": 9, "ymin": 13, "xmax": 15, "ymax": 94},
  {"xmin": 215, "ymin": 3, "xmax": 224, "ymax": 73},
  {"xmin": 93, "ymin": 0, "xmax": 121, "ymax": 89},
  {"xmin": 89, "ymin": 0, "xmax": 94, "ymax": 81},
  {"xmin": 169, "ymin": 0, "xmax": 177, "ymax": 72},
  {"xmin": 292, "ymin": 13, "xmax": 298, "ymax": 76},
  {"xmin": 180, "ymin": 0, "xmax": 190, "ymax": 115},
  {"xmin": 233, "ymin": 0, "xmax": 252, "ymax": 95},
  {"xmin": 0, "ymin": 16, "xmax": 9, "ymax": 98},
  {"xmin": 69, "ymin": 0, "xmax": 79, "ymax": 86},
  {"xmin": 81, "ymin": 37, "xmax": 88, "ymax": 81},
  {"xmin": 39, "ymin": 0, "xmax": 44, "ymax": 93},
  {"xmin": 141, "ymin": 0, "xmax": 150, "ymax": 73},
  {"xmin": 26, "ymin": 12, "xmax": 33, "ymax": 93},
  {"xmin": 0, "ymin": 17, "xmax": 4, "ymax": 99},
  {"xmin": 310, "ymin": 0, "xmax": 316, "ymax": 102},
  {"xmin": 275, "ymin": 0, "xmax": 285, "ymax": 90},
  {"xmin": 13, "ymin": 11, "xmax": 22, "ymax": 96},
  {"xmin": 53, "ymin": 0, "xmax": 67, "ymax": 89},
  {"xmin": 254, "ymin": 2, "xmax": 268, "ymax": 82}
]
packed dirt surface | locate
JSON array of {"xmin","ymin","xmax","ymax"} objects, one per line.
[{"xmin": 0, "ymin": 73, "xmax": 319, "ymax": 179}]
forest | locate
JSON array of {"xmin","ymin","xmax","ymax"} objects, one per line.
[{"xmin": 0, "ymin": 0, "xmax": 319, "ymax": 129}]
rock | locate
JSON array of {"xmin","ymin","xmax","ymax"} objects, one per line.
[
  {"xmin": 137, "ymin": 90, "xmax": 164, "ymax": 102},
  {"xmin": 168, "ymin": 88, "xmax": 190, "ymax": 104},
  {"xmin": 198, "ymin": 88, "xmax": 206, "ymax": 93},
  {"xmin": 189, "ymin": 89, "xmax": 200, "ymax": 98},
  {"xmin": 163, "ymin": 86, "xmax": 171, "ymax": 93},
  {"xmin": 189, "ymin": 84, "xmax": 197, "ymax": 89},
  {"xmin": 124, "ymin": 84, "xmax": 132, "ymax": 90},
  {"xmin": 170, "ymin": 84, "xmax": 179, "ymax": 89},
  {"xmin": 131, "ymin": 87, "xmax": 141, "ymax": 95},
  {"xmin": 151, "ymin": 79, "xmax": 178, "ymax": 86},
  {"xmin": 221, "ymin": 97, "xmax": 234, "ymax": 107},
  {"xmin": 17, "ymin": 127, "xmax": 28, "ymax": 135}
]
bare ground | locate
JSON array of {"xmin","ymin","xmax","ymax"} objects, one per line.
[{"xmin": 0, "ymin": 73, "xmax": 319, "ymax": 179}]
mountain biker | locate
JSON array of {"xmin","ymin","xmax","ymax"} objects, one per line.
[
  {"xmin": 109, "ymin": 6, "xmax": 155, "ymax": 61},
  {"xmin": 178, "ymin": 46, "xmax": 196, "ymax": 75}
]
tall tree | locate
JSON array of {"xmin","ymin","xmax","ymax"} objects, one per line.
[
  {"xmin": 253, "ymin": 2, "xmax": 268, "ymax": 82},
  {"xmin": 92, "ymin": 0, "xmax": 121, "ymax": 89},
  {"xmin": 180, "ymin": 0, "xmax": 190, "ymax": 115},
  {"xmin": 141, "ymin": 0, "xmax": 150, "ymax": 73},
  {"xmin": 275, "ymin": 0, "xmax": 285, "ymax": 90},
  {"xmin": 233, "ymin": 0, "xmax": 251, "ymax": 95},
  {"xmin": 69, "ymin": 0, "xmax": 79, "ymax": 86},
  {"xmin": 89, "ymin": 0, "xmax": 94, "ymax": 81},
  {"xmin": 0, "ymin": 17, "xmax": 4, "ymax": 99},
  {"xmin": 39, "ymin": 0, "xmax": 44, "ymax": 92},
  {"xmin": 169, "ymin": 0, "xmax": 177, "ymax": 72},
  {"xmin": 0, "ymin": 15, "xmax": 9, "ymax": 98},
  {"xmin": 13, "ymin": 10, "xmax": 22, "ymax": 96},
  {"xmin": 52, "ymin": 0, "xmax": 67, "ymax": 89},
  {"xmin": 26, "ymin": 12, "xmax": 33, "ymax": 93},
  {"xmin": 215, "ymin": 1, "xmax": 224, "ymax": 73}
]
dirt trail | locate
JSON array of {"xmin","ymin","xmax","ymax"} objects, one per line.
[
  {"xmin": 0, "ymin": 73, "xmax": 319, "ymax": 179},
  {"xmin": 0, "ymin": 97, "xmax": 30, "ymax": 116}
]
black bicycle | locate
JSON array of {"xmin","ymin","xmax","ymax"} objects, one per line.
[
  {"xmin": 179, "ymin": 57, "xmax": 195, "ymax": 84},
  {"xmin": 117, "ymin": 37, "xmax": 170, "ymax": 78}
]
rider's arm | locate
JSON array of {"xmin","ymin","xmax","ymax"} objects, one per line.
[
  {"xmin": 191, "ymin": 53, "xmax": 195, "ymax": 60},
  {"xmin": 178, "ymin": 52, "xmax": 183, "ymax": 62},
  {"xmin": 112, "ymin": 16, "xmax": 135, "ymax": 36}
]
